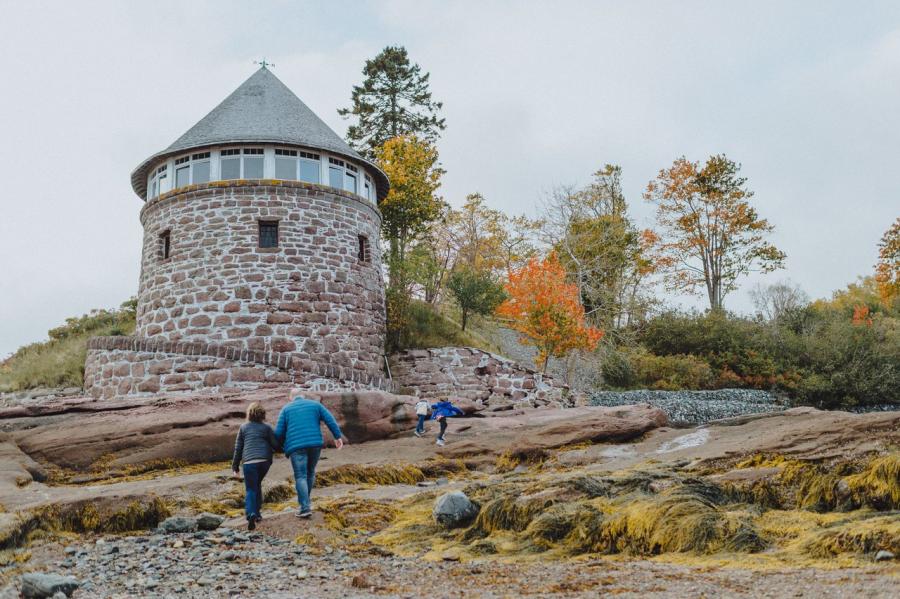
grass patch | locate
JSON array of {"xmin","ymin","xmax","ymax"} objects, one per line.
[
  {"xmin": 0, "ymin": 299, "xmax": 136, "ymax": 392},
  {"xmin": 395, "ymin": 300, "xmax": 498, "ymax": 352}
]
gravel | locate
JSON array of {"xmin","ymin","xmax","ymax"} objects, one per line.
[
  {"xmin": 589, "ymin": 389, "xmax": 787, "ymax": 425},
  {"xmin": 3, "ymin": 527, "xmax": 897, "ymax": 599}
]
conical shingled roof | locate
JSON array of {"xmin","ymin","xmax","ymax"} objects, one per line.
[{"xmin": 131, "ymin": 67, "xmax": 388, "ymax": 201}]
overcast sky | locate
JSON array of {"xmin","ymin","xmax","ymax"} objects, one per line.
[{"xmin": 0, "ymin": 1, "xmax": 898, "ymax": 357}]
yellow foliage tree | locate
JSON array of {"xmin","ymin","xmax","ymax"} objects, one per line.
[{"xmin": 875, "ymin": 217, "xmax": 900, "ymax": 307}]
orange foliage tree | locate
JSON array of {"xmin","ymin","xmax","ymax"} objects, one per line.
[
  {"xmin": 874, "ymin": 217, "xmax": 900, "ymax": 307},
  {"xmin": 497, "ymin": 253, "xmax": 604, "ymax": 373}
]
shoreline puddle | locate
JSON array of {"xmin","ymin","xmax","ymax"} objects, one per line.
[{"xmin": 656, "ymin": 428, "xmax": 710, "ymax": 454}]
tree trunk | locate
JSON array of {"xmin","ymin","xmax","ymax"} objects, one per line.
[{"xmin": 461, "ymin": 309, "xmax": 468, "ymax": 331}]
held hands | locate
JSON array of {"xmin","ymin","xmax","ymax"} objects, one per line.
[
  {"xmin": 232, "ymin": 469, "xmax": 241, "ymax": 479},
  {"xmin": 334, "ymin": 438, "xmax": 345, "ymax": 450}
]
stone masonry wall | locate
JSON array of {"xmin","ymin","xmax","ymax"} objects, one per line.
[
  {"xmin": 389, "ymin": 347, "xmax": 568, "ymax": 409},
  {"xmin": 84, "ymin": 336, "xmax": 392, "ymax": 400},
  {"xmin": 136, "ymin": 180, "xmax": 386, "ymax": 377}
]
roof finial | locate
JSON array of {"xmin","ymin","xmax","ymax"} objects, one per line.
[{"xmin": 254, "ymin": 58, "xmax": 274, "ymax": 70}]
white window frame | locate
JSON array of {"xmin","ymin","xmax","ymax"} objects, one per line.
[
  {"xmin": 149, "ymin": 164, "xmax": 169, "ymax": 198},
  {"xmin": 191, "ymin": 151, "xmax": 211, "ymax": 184},
  {"xmin": 299, "ymin": 151, "xmax": 321, "ymax": 184},
  {"xmin": 241, "ymin": 147, "xmax": 265, "ymax": 179},
  {"xmin": 147, "ymin": 145, "xmax": 371, "ymax": 198},
  {"xmin": 274, "ymin": 148, "xmax": 298, "ymax": 180},
  {"xmin": 219, "ymin": 148, "xmax": 242, "ymax": 180}
]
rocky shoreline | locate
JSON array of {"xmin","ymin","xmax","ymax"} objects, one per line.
[
  {"xmin": 5, "ymin": 521, "xmax": 897, "ymax": 599},
  {"xmin": 589, "ymin": 388, "xmax": 788, "ymax": 425}
]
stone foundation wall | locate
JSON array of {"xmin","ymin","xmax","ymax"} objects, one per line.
[
  {"xmin": 84, "ymin": 336, "xmax": 391, "ymax": 399},
  {"xmin": 136, "ymin": 180, "xmax": 386, "ymax": 376},
  {"xmin": 389, "ymin": 347, "xmax": 568, "ymax": 408}
]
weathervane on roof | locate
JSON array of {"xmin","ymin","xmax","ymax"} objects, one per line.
[{"xmin": 254, "ymin": 58, "xmax": 274, "ymax": 70}]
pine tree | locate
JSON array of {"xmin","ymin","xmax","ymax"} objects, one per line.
[{"xmin": 339, "ymin": 46, "xmax": 446, "ymax": 159}]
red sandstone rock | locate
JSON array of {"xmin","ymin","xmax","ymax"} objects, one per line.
[{"xmin": 4, "ymin": 387, "xmax": 418, "ymax": 472}]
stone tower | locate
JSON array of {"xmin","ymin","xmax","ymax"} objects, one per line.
[{"xmin": 84, "ymin": 67, "xmax": 390, "ymax": 398}]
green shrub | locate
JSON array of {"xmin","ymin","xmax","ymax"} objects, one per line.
[
  {"xmin": 603, "ymin": 347, "xmax": 714, "ymax": 390},
  {"xmin": 0, "ymin": 299, "xmax": 136, "ymax": 392},
  {"xmin": 792, "ymin": 313, "xmax": 900, "ymax": 408},
  {"xmin": 621, "ymin": 306, "xmax": 899, "ymax": 408}
]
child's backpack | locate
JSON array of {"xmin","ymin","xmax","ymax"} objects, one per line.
[{"xmin": 415, "ymin": 400, "xmax": 429, "ymax": 416}]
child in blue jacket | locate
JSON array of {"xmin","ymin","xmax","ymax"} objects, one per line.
[{"xmin": 430, "ymin": 400, "xmax": 464, "ymax": 446}]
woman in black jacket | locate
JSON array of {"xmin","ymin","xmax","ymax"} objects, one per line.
[{"xmin": 232, "ymin": 402, "xmax": 280, "ymax": 530}]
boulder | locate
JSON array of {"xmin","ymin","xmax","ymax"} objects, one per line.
[
  {"xmin": 433, "ymin": 491, "xmax": 479, "ymax": 528},
  {"xmin": 874, "ymin": 550, "xmax": 895, "ymax": 562},
  {"xmin": 196, "ymin": 513, "xmax": 224, "ymax": 531},
  {"xmin": 20, "ymin": 573, "xmax": 79, "ymax": 598},
  {"xmin": 440, "ymin": 404, "xmax": 668, "ymax": 460},
  {"xmin": 0, "ymin": 435, "xmax": 47, "ymax": 489},
  {"xmin": 306, "ymin": 391, "xmax": 417, "ymax": 443},
  {"xmin": 160, "ymin": 516, "xmax": 197, "ymax": 534},
  {"xmin": 4, "ymin": 387, "xmax": 418, "ymax": 472}
]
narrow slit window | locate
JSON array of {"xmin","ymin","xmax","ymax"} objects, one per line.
[
  {"xmin": 259, "ymin": 220, "xmax": 279, "ymax": 249},
  {"xmin": 159, "ymin": 230, "xmax": 171, "ymax": 260},
  {"xmin": 357, "ymin": 234, "xmax": 371, "ymax": 263}
]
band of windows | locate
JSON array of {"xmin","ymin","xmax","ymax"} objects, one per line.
[{"xmin": 148, "ymin": 146, "xmax": 376, "ymax": 202}]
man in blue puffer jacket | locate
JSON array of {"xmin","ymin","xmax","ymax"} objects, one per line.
[
  {"xmin": 430, "ymin": 400, "xmax": 464, "ymax": 447},
  {"xmin": 274, "ymin": 395, "xmax": 344, "ymax": 518}
]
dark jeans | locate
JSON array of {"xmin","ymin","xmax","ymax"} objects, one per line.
[
  {"xmin": 438, "ymin": 418, "xmax": 448, "ymax": 440},
  {"xmin": 289, "ymin": 447, "xmax": 322, "ymax": 512},
  {"xmin": 242, "ymin": 460, "xmax": 271, "ymax": 521},
  {"xmin": 416, "ymin": 414, "xmax": 427, "ymax": 434}
]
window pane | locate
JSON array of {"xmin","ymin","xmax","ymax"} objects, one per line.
[
  {"xmin": 275, "ymin": 157, "xmax": 296, "ymax": 180},
  {"xmin": 221, "ymin": 157, "xmax": 240, "ymax": 180},
  {"xmin": 259, "ymin": 222, "xmax": 278, "ymax": 248},
  {"xmin": 299, "ymin": 159, "xmax": 320, "ymax": 183},
  {"xmin": 244, "ymin": 156, "xmax": 264, "ymax": 178},
  {"xmin": 175, "ymin": 165, "xmax": 190, "ymax": 188},
  {"xmin": 158, "ymin": 173, "xmax": 170, "ymax": 194},
  {"xmin": 344, "ymin": 172, "xmax": 357, "ymax": 194},
  {"xmin": 329, "ymin": 166, "xmax": 343, "ymax": 188},
  {"xmin": 150, "ymin": 179, "xmax": 157, "ymax": 198},
  {"xmin": 192, "ymin": 161, "xmax": 210, "ymax": 184}
]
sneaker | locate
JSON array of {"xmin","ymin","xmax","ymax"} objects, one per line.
[
  {"xmin": 296, "ymin": 510, "xmax": 313, "ymax": 519},
  {"xmin": 247, "ymin": 518, "xmax": 256, "ymax": 531},
  {"xmin": 436, "ymin": 439, "xmax": 445, "ymax": 447},
  {"xmin": 414, "ymin": 430, "xmax": 423, "ymax": 437}
]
